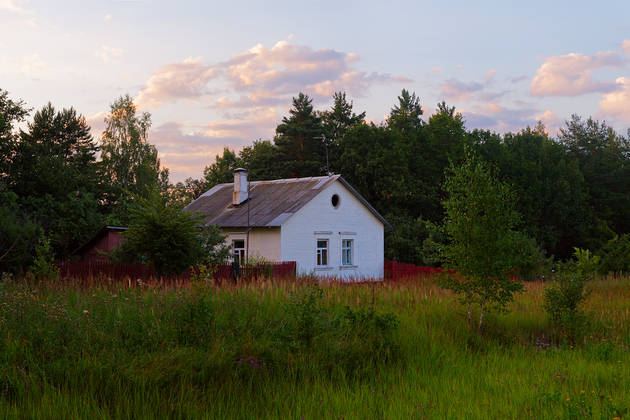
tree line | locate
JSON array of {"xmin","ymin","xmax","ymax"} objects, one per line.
[{"xmin": 1, "ymin": 87, "xmax": 630, "ymax": 275}]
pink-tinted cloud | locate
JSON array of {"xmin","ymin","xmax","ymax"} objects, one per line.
[
  {"xmin": 148, "ymin": 106, "xmax": 280, "ymax": 182},
  {"xmin": 439, "ymin": 77, "xmax": 509, "ymax": 103},
  {"xmin": 136, "ymin": 39, "xmax": 410, "ymax": 111},
  {"xmin": 599, "ymin": 77, "xmax": 630, "ymax": 121},
  {"xmin": 463, "ymin": 103, "xmax": 539, "ymax": 133},
  {"xmin": 0, "ymin": 0, "xmax": 32, "ymax": 15},
  {"xmin": 85, "ymin": 111, "xmax": 107, "ymax": 137},
  {"xmin": 439, "ymin": 78, "xmax": 485, "ymax": 102},
  {"xmin": 530, "ymin": 51, "xmax": 624, "ymax": 96},
  {"xmin": 221, "ymin": 40, "xmax": 409, "ymax": 102},
  {"xmin": 535, "ymin": 109, "xmax": 562, "ymax": 135},
  {"xmin": 135, "ymin": 57, "xmax": 218, "ymax": 109},
  {"xmin": 622, "ymin": 40, "xmax": 630, "ymax": 57}
]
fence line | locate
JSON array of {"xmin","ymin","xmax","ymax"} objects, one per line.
[
  {"xmin": 384, "ymin": 260, "xmax": 452, "ymax": 280},
  {"xmin": 58, "ymin": 261, "xmax": 296, "ymax": 283}
]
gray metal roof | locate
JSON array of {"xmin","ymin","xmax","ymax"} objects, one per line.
[{"xmin": 184, "ymin": 174, "xmax": 390, "ymax": 228}]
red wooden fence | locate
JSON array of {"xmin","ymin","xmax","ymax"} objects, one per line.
[
  {"xmin": 384, "ymin": 260, "xmax": 452, "ymax": 280},
  {"xmin": 58, "ymin": 261, "xmax": 296, "ymax": 283}
]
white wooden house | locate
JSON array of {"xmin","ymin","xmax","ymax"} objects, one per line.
[{"xmin": 184, "ymin": 169, "xmax": 390, "ymax": 278}]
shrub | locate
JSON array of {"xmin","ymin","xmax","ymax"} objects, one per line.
[
  {"xmin": 543, "ymin": 272, "xmax": 589, "ymax": 342},
  {"xmin": 286, "ymin": 282, "xmax": 325, "ymax": 346},
  {"xmin": 573, "ymin": 247, "xmax": 600, "ymax": 279},
  {"xmin": 598, "ymin": 234, "xmax": 630, "ymax": 274},
  {"xmin": 28, "ymin": 236, "xmax": 59, "ymax": 281}
]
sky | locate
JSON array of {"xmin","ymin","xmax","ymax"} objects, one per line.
[{"xmin": 1, "ymin": 0, "xmax": 629, "ymax": 182}]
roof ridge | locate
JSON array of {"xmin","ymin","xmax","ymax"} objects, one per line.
[{"xmin": 214, "ymin": 174, "xmax": 338, "ymax": 187}]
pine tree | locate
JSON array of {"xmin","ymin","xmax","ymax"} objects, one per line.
[{"xmin": 274, "ymin": 93, "xmax": 326, "ymax": 178}]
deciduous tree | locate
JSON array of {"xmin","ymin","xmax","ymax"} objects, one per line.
[{"xmin": 440, "ymin": 155, "xmax": 528, "ymax": 329}]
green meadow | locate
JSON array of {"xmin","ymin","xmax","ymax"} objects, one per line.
[{"xmin": 0, "ymin": 275, "xmax": 628, "ymax": 419}]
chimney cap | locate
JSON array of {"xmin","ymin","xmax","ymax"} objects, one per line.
[{"xmin": 234, "ymin": 168, "xmax": 247, "ymax": 173}]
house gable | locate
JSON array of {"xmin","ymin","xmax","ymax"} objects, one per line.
[{"xmin": 280, "ymin": 179, "xmax": 385, "ymax": 278}]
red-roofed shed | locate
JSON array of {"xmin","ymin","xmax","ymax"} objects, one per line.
[{"xmin": 75, "ymin": 226, "xmax": 127, "ymax": 262}]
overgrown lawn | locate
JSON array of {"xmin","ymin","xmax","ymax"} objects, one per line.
[{"xmin": 0, "ymin": 275, "xmax": 628, "ymax": 419}]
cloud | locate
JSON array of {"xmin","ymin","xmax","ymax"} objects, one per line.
[
  {"xmin": 439, "ymin": 78, "xmax": 485, "ymax": 102},
  {"xmin": 535, "ymin": 109, "xmax": 562, "ymax": 134},
  {"xmin": 485, "ymin": 69, "xmax": 496, "ymax": 79},
  {"xmin": 509, "ymin": 75, "xmax": 528, "ymax": 84},
  {"xmin": 13, "ymin": 53, "xmax": 48, "ymax": 75},
  {"xmin": 93, "ymin": 45, "xmax": 124, "ymax": 63},
  {"xmin": 104, "ymin": 13, "xmax": 112, "ymax": 21},
  {"xmin": 85, "ymin": 111, "xmax": 107, "ymax": 137},
  {"xmin": 0, "ymin": 0, "xmax": 31, "ymax": 14},
  {"xmin": 150, "ymin": 116, "xmax": 277, "ymax": 182},
  {"xmin": 136, "ymin": 39, "xmax": 409, "ymax": 110},
  {"xmin": 135, "ymin": 57, "xmax": 218, "ymax": 109},
  {"xmin": 438, "ymin": 76, "xmax": 509, "ymax": 103},
  {"xmin": 530, "ymin": 51, "xmax": 624, "ymax": 96},
  {"xmin": 598, "ymin": 77, "xmax": 630, "ymax": 121},
  {"xmin": 622, "ymin": 40, "xmax": 630, "ymax": 57},
  {"xmin": 221, "ymin": 40, "xmax": 408, "ymax": 101},
  {"xmin": 146, "ymin": 105, "xmax": 281, "ymax": 181},
  {"xmin": 462, "ymin": 103, "xmax": 539, "ymax": 133}
]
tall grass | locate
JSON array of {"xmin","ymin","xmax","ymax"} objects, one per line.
[{"xmin": 0, "ymin": 275, "xmax": 628, "ymax": 419}]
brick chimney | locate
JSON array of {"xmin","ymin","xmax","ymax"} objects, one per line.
[{"xmin": 233, "ymin": 168, "xmax": 248, "ymax": 205}]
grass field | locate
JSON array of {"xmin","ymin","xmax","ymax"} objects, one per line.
[{"xmin": 0, "ymin": 274, "xmax": 628, "ymax": 419}]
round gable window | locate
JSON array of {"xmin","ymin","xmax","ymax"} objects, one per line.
[{"xmin": 331, "ymin": 194, "xmax": 340, "ymax": 208}]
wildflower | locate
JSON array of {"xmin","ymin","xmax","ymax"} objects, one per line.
[{"xmin": 83, "ymin": 310, "xmax": 89, "ymax": 314}]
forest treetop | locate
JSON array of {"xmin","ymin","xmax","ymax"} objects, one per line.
[{"xmin": 1, "ymin": 87, "xmax": 629, "ymax": 274}]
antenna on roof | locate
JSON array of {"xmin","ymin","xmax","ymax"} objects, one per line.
[{"xmin": 315, "ymin": 134, "xmax": 332, "ymax": 176}]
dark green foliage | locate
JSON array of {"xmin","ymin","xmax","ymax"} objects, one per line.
[
  {"xmin": 0, "ymin": 89, "xmax": 30, "ymax": 180},
  {"xmin": 473, "ymin": 125, "xmax": 593, "ymax": 259},
  {"xmin": 559, "ymin": 115, "xmax": 630, "ymax": 240},
  {"xmin": 10, "ymin": 103, "xmax": 100, "ymax": 198},
  {"xmin": 274, "ymin": 93, "xmax": 326, "ymax": 177},
  {"xmin": 598, "ymin": 234, "xmax": 630, "ymax": 274},
  {"xmin": 386, "ymin": 89, "xmax": 423, "ymax": 132},
  {"xmin": 336, "ymin": 123, "xmax": 411, "ymax": 217},
  {"xmin": 111, "ymin": 191, "xmax": 228, "ymax": 276},
  {"xmin": 203, "ymin": 147, "xmax": 240, "ymax": 188},
  {"xmin": 238, "ymin": 140, "xmax": 282, "ymax": 180},
  {"xmin": 1, "ymin": 102, "xmax": 103, "ymax": 261},
  {"xmin": 383, "ymin": 214, "xmax": 430, "ymax": 265},
  {"xmin": 28, "ymin": 236, "xmax": 59, "ymax": 281},
  {"xmin": 320, "ymin": 91, "xmax": 365, "ymax": 142},
  {"xmin": 0, "ymin": 189, "xmax": 40, "ymax": 274}
]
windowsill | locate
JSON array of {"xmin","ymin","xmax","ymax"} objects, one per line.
[
  {"xmin": 339, "ymin": 265, "xmax": 358, "ymax": 269},
  {"xmin": 315, "ymin": 266, "xmax": 333, "ymax": 271}
]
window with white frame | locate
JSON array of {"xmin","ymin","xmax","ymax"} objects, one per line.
[
  {"xmin": 316, "ymin": 239, "xmax": 328, "ymax": 266},
  {"xmin": 232, "ymin": 239, "xmax": 245, "ymax": 265},
  {"xmin": 342, "ymin": 239, "xmax": 354, "ymax": 266}
]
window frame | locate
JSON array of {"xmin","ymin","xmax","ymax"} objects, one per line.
[
  {"xmin": 232, "ymin": 239, "xmax": 246, "ymax": 265},
  {"xmin": 341, "ymin": 238, "xmax": 354, "ymax": 266},
  {"xmin": 316, "ymin": 239, "xmax": 329, "ymax": 267}
]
